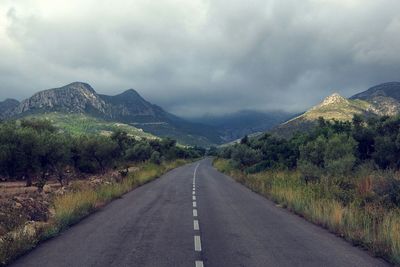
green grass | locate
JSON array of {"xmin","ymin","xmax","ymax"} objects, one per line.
[
  {"xmin": 24, "ymin": 112, "xmax": 157, "ymax": 139},
  {"xmin": 0, "ymin": 159, "xmax": 190, "ymax": 266},
  {"xmin": 213, "ymin": 158, "xmax": 400, "ymax": 265}
]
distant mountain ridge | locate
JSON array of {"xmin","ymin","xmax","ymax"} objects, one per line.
[
  {"xmin": 0, "ymin": 99, "xmax": 20, "ymax": 120},
  {"xmin": 350, "ymin": 82, "xmax": 400, "ymax": 116},
  {"xmin": 271, "ymin": 82, "xmax": 400, "ymax": 138},
  {"xmin": 0, "ymin": 82, "xmax": 221, "ymax": 146},
  {"xmin": 191, "ymin": 110, "xmax": 294, "ymax": 142}
]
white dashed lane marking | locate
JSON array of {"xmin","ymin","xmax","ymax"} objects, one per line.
[
  {"xmin": 194, "ymin": 235, "xmax": 202, "ymax": 251},
  {"xmin": 194, "ymin": 220, "xmax": 199, "ymax": 230},
  {"xmin": 192, "ymin": 163, "xmax": 203, "ymax": 266}
]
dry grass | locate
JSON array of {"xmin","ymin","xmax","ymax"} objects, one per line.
[{"xmin": 214, "ymin": 158, "xmax": 400, "ymax": 265}]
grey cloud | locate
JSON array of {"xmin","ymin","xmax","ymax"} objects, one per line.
[{"xmin": 0, "ymin": 0, "xmax": 399, "ymax": 117}]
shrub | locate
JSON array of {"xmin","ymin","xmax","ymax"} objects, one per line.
[{"xmin": 150, "ymin": 151, "xmax": 161, "ymax": 165}]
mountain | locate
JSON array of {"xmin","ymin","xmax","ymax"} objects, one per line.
[
  {"xmin": 190, "ymin": 110, "xmax": 294, "ymax": 142},
  {"xmin": 350, "ymin": 82, "xmax": 400, "ymax": 116},
  {"xmin": 272, "ymin": 82, "xmax": 400, "ymax": 138},
  {"xmin": 15, "ymin": 82, "xmax": 109, "ymax": 117},
  {"xmin": 0, "ymin": 99, "xmax": 19, "ymax": 120},
  {"xmin": 99, "ymin": 89, "xmax": 172, "ymax": 122},
  {"xmin": 1, "ymin": 82, "xmax": 222, "ymax": 146},
  {"xmin": 271, "ymin": 93, "xmax": 375, "ymax": 138}
]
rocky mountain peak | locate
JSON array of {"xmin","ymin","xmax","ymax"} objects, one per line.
[
  {"xmin": 14, "ymin": 82, "xmax": 108, "ymax": 115},
  {"xmin": 121, "ymin": 89, "xmax": 140, "ymax": 96},
  {"xmin": 316, "ymin": 92, "xmax": 348, "ymax": 108}
]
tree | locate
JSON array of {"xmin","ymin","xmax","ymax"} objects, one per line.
[
  {"xmin": 111, "ymin": 129, "xmax": 132, "ymax": 156},
  {"xmin": 231, "ymin": 144, "xmax": 262, "ymax": 168},
  {"xmin": 0, "ymin": 123, "xmax": 19, "ymax": 179},
  {"xmin": 150, "ymin": 151, "xmax": 161, "ymax": 165},
  {"xmin": 298, "ymin": 135, "xmax": 327, "ymax": 182},
  {"xmin": 324, "ymin": 134, "xmax": 356, "ymax": 177},
  {"xmin": 240, "ymin": 135, "xmax": 249, "ymax": 145},
  {"xmin": 20, "ymin": 119, "xmax": 56, "ymax": 133},
  {"xmin": 46, "ymin": 134, "xmax": 72, "ymax": 186},
  {"xmin": 15, "ymin": 127, "xmax": 41, "ymax": 186},
  {"xmin": 125, "ymin": 142, "xmax": 152, "ymax": 162},
  {"xmin": 80, "ymin": 136, "xmax": 119, "ymax": 173}
]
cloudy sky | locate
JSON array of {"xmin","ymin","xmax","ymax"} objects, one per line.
[{"xmin": 0, "ymin": 0, "xmax": 399, "ymax": 116}]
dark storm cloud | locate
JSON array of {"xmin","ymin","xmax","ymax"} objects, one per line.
[{"xmin": 0, "ymin": 0, "xmax": 399, "ymax": 116}]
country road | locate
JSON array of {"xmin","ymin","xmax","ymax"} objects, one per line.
[{"xmin": 12, "ymin": 158, "xmax": 389, "ymax": 267}]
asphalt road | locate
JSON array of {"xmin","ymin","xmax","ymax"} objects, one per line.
[{"xmin": 12, "ymin": 158, "xmax": 389, "ymax": 267}]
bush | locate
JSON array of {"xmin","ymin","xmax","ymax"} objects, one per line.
[
  {"xmin": 150, "ymin": 151, "xmax": 161, "ymax": 165},
  {"xmin": 324, "ymin": 134, "xmax": 356, "ymax": 177},
  {"xmin": 231, "ymin": 144, "xmax": 262, "ymax": 168},
  {"xmin": 125, "ymin": 142, "xmax": 152, "ymax": 162}
]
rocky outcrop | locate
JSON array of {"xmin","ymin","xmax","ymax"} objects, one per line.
[
  {"xmin": 14, "ymin": 82, "xmax": 109, "ymax": 116},
  {"xmin": 312, "ymin": 93, "xmax": 349, "ymax": 109}
]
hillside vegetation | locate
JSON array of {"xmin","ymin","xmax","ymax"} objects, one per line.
[
  {"xmin": 272, "ymin": 93, "xmax": 374, "ymax": 138},
  {"xmin": 215, "ymin": 115, "xmax": 400, "ymax": 264},
  {"xmin": 25, "ymin": 112, "xmax": 156, "ymax": 138},
  {"xmin": 23, "ymin": 112, "xmax": 218, "ymax": 148}
]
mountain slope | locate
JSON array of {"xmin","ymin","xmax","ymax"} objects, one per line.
[
  {"xmin": 0, "ymin": 99, "xmax": 19, "ymax": 120},
  {"xmin": 271, "ymin": 82, "xmax": 400, "ymax": 138},
  {"xmin": 350, "ymin": 82, "xmax": 400, "ymax": 116},
  {"xmin": 0, "ymin": 82, "xmax": 222, "ymax": 146},
  {"xmin": 99, "ymin": 89, "xmax": 171, "ymax": 122},
  {"xmin": 25, "ymin": 112, "xmax": 156, "ymax": 139},
  {"xmin": 271, "ymin": 93, "xmax": 374, "ymax": 138}
]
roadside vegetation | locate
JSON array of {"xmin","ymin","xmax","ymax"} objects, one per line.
[
  {"xmin": 214, "ymin": 115, "xmax": 400, "ymax": 265},
  {"xmin": 0, "ymin": 118, "xmax": 204, "ymax": 266}
]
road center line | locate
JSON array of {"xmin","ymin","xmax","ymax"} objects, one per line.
[
  {"xmin": 193, "ymin": 163, "xmax": 200, "ymax": 181},
  {"xmin": 194, "ymin": 235, "xmax": 202, "ymax": 251},
  {"xmin": 194, "ymin": 220, "xmax": 199, "ymax": 230},
  {"xmin": 192, "ymin": 163, "xmax": 203, "ymax": 265}
]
